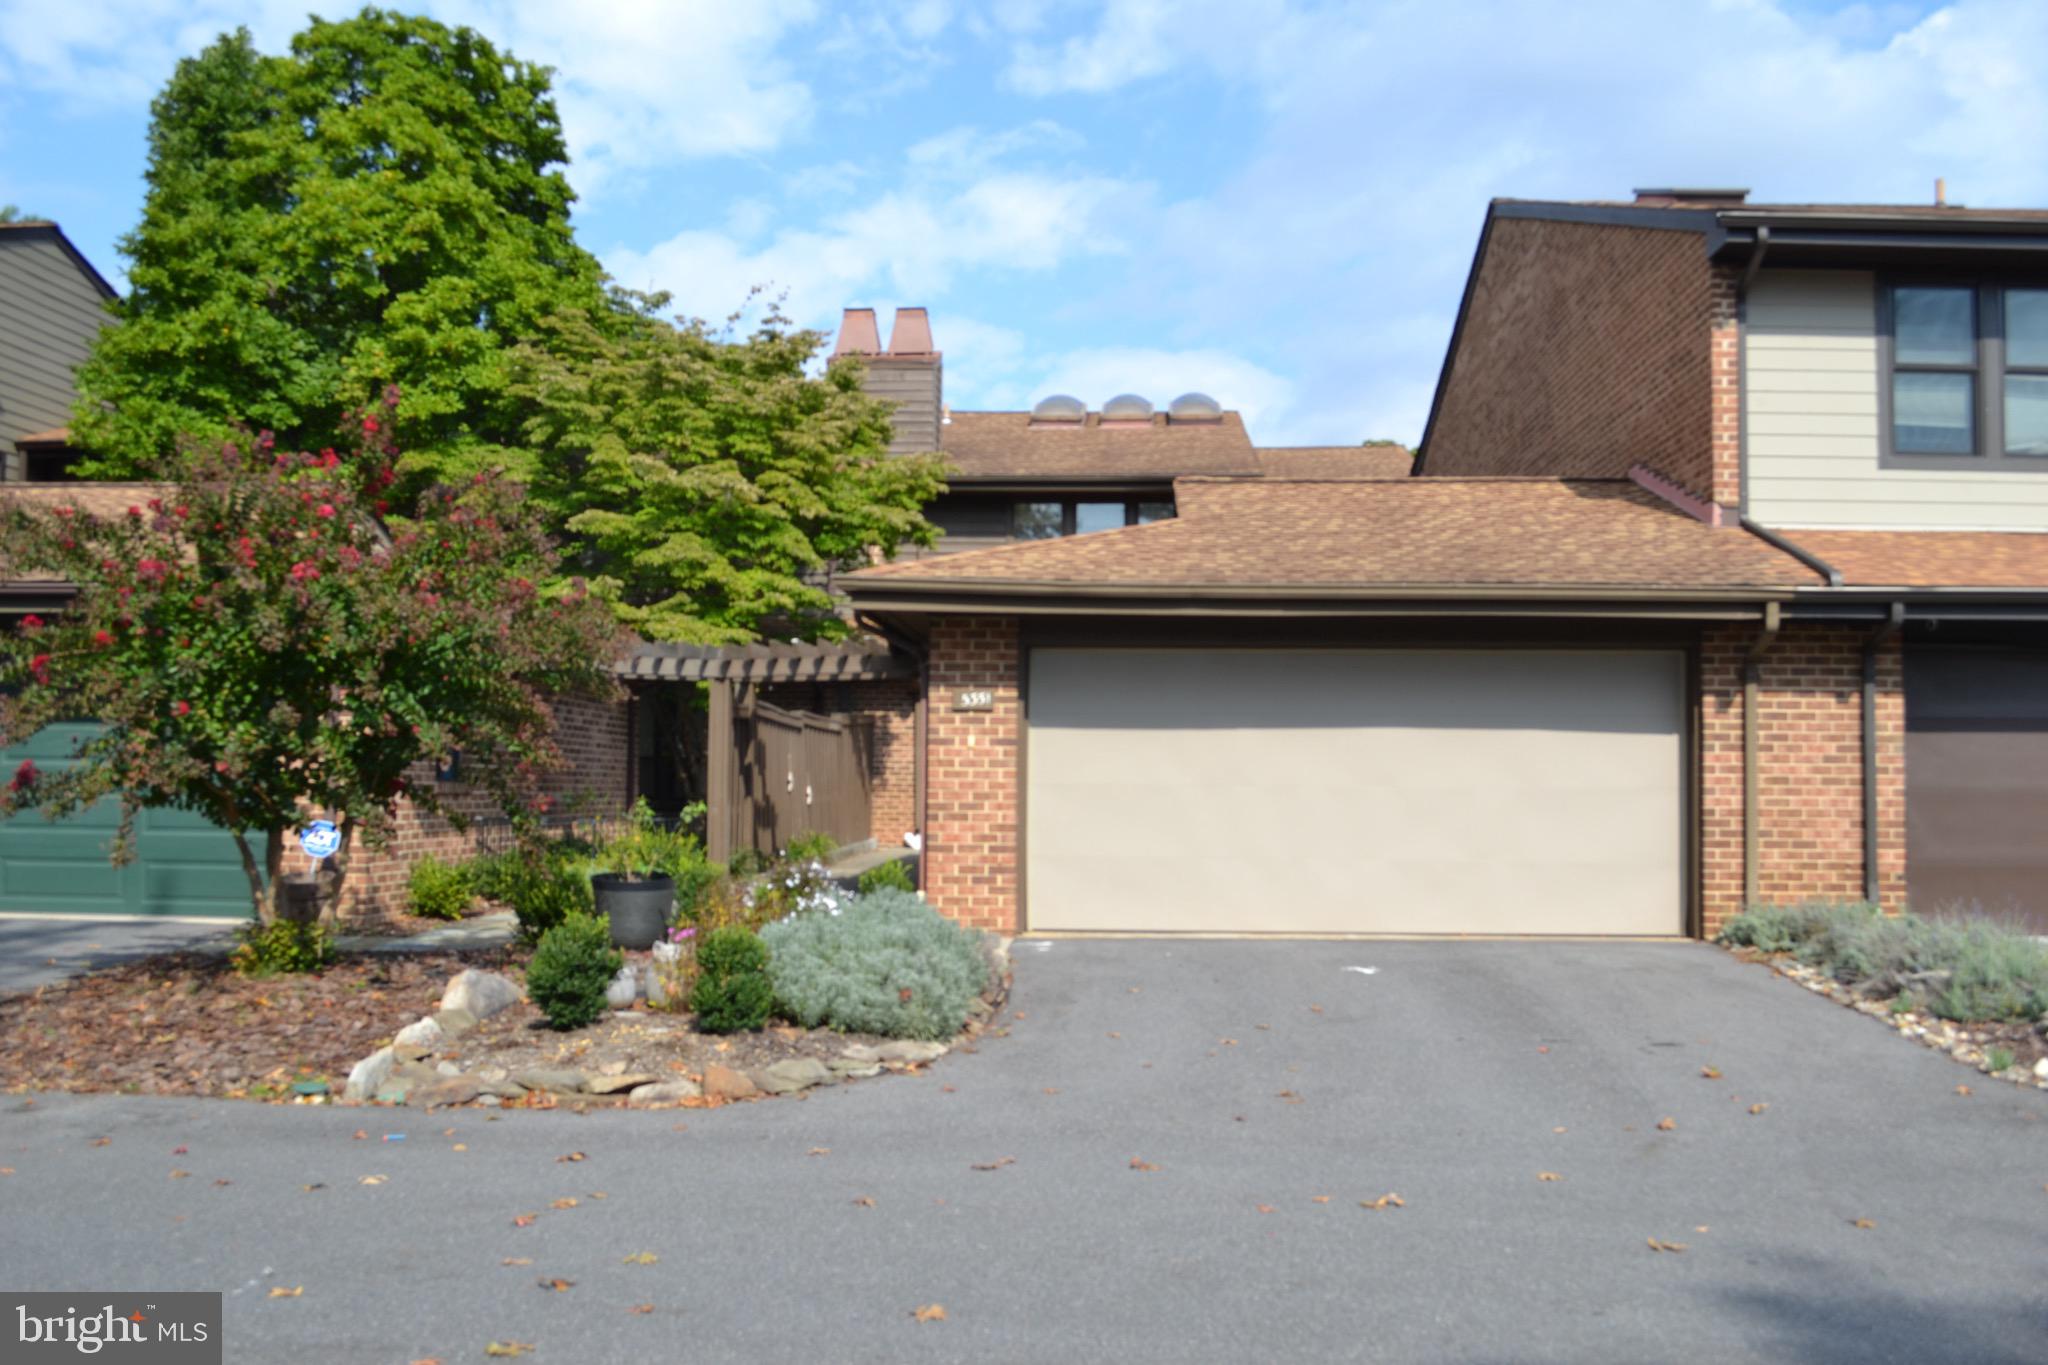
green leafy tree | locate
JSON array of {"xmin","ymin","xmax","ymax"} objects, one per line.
[
  {"xmin": 0, "ymin": 400, "xmax": 621, "ymax": 921},
  {"xmin": 509, "ymin": 298, "xmax": 948, "ymax": 642},
  {"xmin": 71, "ymin": 11, "xmax": 613, "ymax": 494}
]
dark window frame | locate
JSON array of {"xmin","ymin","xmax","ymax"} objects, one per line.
[
  {"xmin": 1009, "ymin": 498, "xmax": 1176, "ymax": 539},
  {"xmin": 1879, "ymin": 279, "xmax": 2048, "ymax": 469}
]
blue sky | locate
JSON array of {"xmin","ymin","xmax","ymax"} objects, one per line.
[{"xmin": 3, "ymin": 0, "xmax": 2045, "ymax": 445}]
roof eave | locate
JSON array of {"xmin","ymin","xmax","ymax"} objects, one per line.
[{"xmin": 841, "ymin": 578, "xmax": 1799, "ymax": 618}]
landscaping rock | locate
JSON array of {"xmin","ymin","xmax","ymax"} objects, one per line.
[
  {"xmin": 476, "ymin": 1093, "xmax": 502, "ymax": 1108},
  {"xmin": 432, "ymin": 1008, "xmax": 477, "ymax": 1037},
  {"xmin": 436, "ymin": 1060, "xmax": 462, "ymax": 1077},
  {"xmin": 606, "ymin": 966, "xmax": 640, "ymax": 1010},
  {"xmin": 342, "ymin": 1047, "xmax": 394, "ymax": 1102},
  {"xmin": 2035, "ymin": 1058, "xmax": 2048, "ymax": 1080},
  {"xmin": 514, "ymin": 1068, "xmax": 589, "ymax": 1095},
  {"xmin": 626, "ymin": 1080, "xmax": 701, "ymax": 1108},
  {"xmin": 393, "ymin": 1017, "xmax": 443, "ymax": 1050},
  {"xmin": 758, "ymin": 1057, "xmax": 834, "ymax": 1093},
  {"xmin": 702, "ymin": 1064, "xmax": 758, "ymax": 1101},
  {"xmin": 393, "ymin": 1042, "xmax": 435, "ymax": 1064},
  {"xmin": 838, "ymin": 1044, "xmax": 881, "ymax": 1064},
  {"xmin": 828, "ymin": 1057, "xmax": 883, "ymax": 1078},
  {"xmin": 442, "ymin": 969, "xmax": 522, "ymax": 1020},
  {"xmin": 875, "ymin": 1040, "xmax": 948, "ymax": 1065},
  {"xmin": 409, "ymin": 1075, "xmax": 484, "ymax": 1108},
  {"xmin": 586, "ymin": 1072, "xmax": 660, "ymax": 1095}
]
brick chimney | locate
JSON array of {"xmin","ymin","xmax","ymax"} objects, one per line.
[{"xmin": 833, "ymin": 306, "xmax": 942, "ymax": 455}]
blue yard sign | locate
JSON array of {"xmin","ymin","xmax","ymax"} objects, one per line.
[{"xmin": 298, "ymin": 820, "xmax": 342, "ymax": 861}]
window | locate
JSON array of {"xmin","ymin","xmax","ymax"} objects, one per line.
[
  {"xmin": 1007, "ymin": 498, "xmax": 1177, "ymax": 538},
  {"xmin": 1883, "ymin": 282, "xmax": 2048, "ymax": 464},
  {"xmin": 1012, "ymin": 502, "xmax": 1063, "ymax": 540}
]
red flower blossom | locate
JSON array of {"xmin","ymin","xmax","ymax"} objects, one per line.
[
  {"xmin": 19, "ymin": 614, "xmax": 42, "ymax": 632},
  {"xmin": 126, "ymin": 506, "xmax": 142, "ymax": 519},
  {"xmin": 136, "ymin": 558, "xmax": 169, "ymax": 582},
  {"xmin": 172, "ymin": 700, "xmax": 191, "ymax": 717},
  {"xmin": 92, "ymin": 629, "xmax": 113, "ymax": 647},
  {"xmin": 362, "ymin": 417, "xmax": 380, "ymax": 433},
  {"xmin": 28, "ymin": 653, "xmax": 50, "ymax": 684},
  {"xmin": 316, "ymin": 503, "xmax": 336, "ymax": 519},
  {"xmin": 8, "ymin": 759, "xmax": 37, "ymax": 793},
  {"xmin": 290, "ymin": 561, "xmax": 320, "ymax": 582}
]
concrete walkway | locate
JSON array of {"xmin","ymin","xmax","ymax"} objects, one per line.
[{"xmin": 0, "ymin": 917, "xmax": 238, "ymax": 992}]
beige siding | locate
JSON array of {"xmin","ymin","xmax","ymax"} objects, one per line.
[
  {"xmin": 863, "ymin": 358, "xmax": 942, "ymax": 455},
  {"xmin": 1745, "ymin": 270, "xmax": 2048, "ymax": 530},
  {"xmin": 0, "ymin": 232, "xmax": 111, "ymax": 468}
]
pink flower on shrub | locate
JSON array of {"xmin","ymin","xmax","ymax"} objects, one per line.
[
  {"xmin": 315, "ymin": 503, "xmax": 336, "ymax": 519},
  {"xmin": 19, "ymin": 614, "xmax": 42, "ymax": 632},
  {"xmin": 92, "ymin": 629, "xmax": 113, "ymax": 647},
  {"xmin": 666, "ymin": 926, "xmax": 696, "ymax": 942},
  {"xmin": 28, "ymin": 653, "xmax": 50, "ymax": 684},
  {"xmin": 8, "ymin": 759, "xmax": 36, "ymax": 793},
  {"xmin": 136, "ymin": 558, "xmax": 169, "ymax": 582},
  {"xmin": 289, "ymin": 561, "xmax": 320, "ymax": 582},
  {"xmin": 172, "ymin": 700, "xmax": 191, "ymax": 717},
  {"xmin": 362, "ymin": 417, "xmax": 380, "ymax": 433}
]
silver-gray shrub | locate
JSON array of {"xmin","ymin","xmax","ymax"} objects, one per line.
[{"xmin": 761, "ymin": 888, "xmax": 989, "ymax": 1040}]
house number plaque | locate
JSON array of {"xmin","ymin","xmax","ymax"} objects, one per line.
[{"xmin": 953, "ymin": 689, "xmax": 995, "ymax": 712}]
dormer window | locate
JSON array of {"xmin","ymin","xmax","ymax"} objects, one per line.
[{"xmin": 1882, "ymin": 282, "xmax": 2048, "ymax": 463}]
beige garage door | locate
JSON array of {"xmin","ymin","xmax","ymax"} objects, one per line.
[{"xmin": 1025, "ymin": 648, "xmax": 1684, "ymax": 935}]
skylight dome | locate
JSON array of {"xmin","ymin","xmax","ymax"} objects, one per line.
[
  {"xmin": 1168, "ymin": 392, "xmax": 1222, "ymax": 422},
  {"xmin": 1101, "ymin": 393, "xmax": 1154, "ymax": 422},
  {"xmin": 1031, "ymin": 394, "xmax": 1086, "ymax": 423}
]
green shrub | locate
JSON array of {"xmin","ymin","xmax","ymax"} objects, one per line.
[
  {"xmin": 690, "ymin": 926, "xmax": 774, "ymax": 1033},
  {"xmin": 501, "ymin": 850, "xmax": 594, "ymax": 944},
  {"xmin": 857, "ymin": 858, "xmax": 916, "ymax": 896},
  {"xmin": 525, "ymin": 913, "xmax": 622, "ymax": 1031},
  {"xmin": 231, "ymin": 919, "xmax": 335, "ymax": 976},
  {"xmin": 1717, "ymin": 902, "xmax": 1867, "ymax": 954},
  {"xmin": 406, "ymin": 855, "xmax": 473, "ymax": 921},
  {"xmin": 1986, "ymin": 1045, "xmax": 2016, "ymax": 1074},
  {"xmin": 1929, "ymin": 923, "xmax": 2048, "ymax": 1023},
  {"xmin": 761, "ymin": 888, "xmax": 989, "ymax": 1040},
  {"xmin": 785, "ymin": 831, "xmax": 839, "ymax": 864},
  {"xmin": 726, "ymin": 847, "xmax": 770, "ymax": 878}
]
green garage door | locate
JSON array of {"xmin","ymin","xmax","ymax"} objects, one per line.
[{"xmin": 0, "ymin": 723, "xmax": 251, "ymax": 918}]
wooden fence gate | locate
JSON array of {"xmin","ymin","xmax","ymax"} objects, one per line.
[{"xmin": 706, "ymin": 685, "xmax": 874, "ymax": 864}]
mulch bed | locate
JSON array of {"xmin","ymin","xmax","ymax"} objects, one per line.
[{"xmin": 0, "ymin": 948, "xmax": 523, "ymax": 1099}]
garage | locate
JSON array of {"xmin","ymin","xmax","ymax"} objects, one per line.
[
  {"xmin": 1025, "ymin": 648, "xmax": 1685, "ymax": 935},
  {"xmin": 1905, "ymin": 645, "xmax": 2048, "ymax": 934},
  {"xmin": 0, "ymin": 723, "xmax": 250, "ymax": 918}
]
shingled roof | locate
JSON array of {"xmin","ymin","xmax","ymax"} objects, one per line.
[
  {"xmin": 939, "ymin": 409, "xmax": 1258, "ymax": 481},
  {"xmin": 1254, "ymin": 445, "xmax": 1412, "ymax": 478},
  {"xmin": 846, "ymin": 476, "xmax": 1821, "ymax": 600},
  {"xmin": 1779, "ymin": 530, "xmax": 2048, "ymax": 589}
]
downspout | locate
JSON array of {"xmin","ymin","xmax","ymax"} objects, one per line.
[
  {"xmin": 1744, "ymin": 601, "xmax": 1782, "ymax": 909},
  {"xmin": 1862, "ymin": 603, "xmax": 1905, "ymax": 905}
]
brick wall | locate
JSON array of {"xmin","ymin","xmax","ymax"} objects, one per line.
[
  {"xmin": 336, "ymin": 693, "xmax": 634, "ymax": 918},
  {"xmin": 922, "ymin": 616, "xmax": 1019, "ymax": 932},
  {"xmin": 1424, "ymin": 216, "xmax": 1716, "ymax": 499},
  {"xmin": 1699, "ymin": 624, "xmax": 1905, "ymax": 936},
  {"xmin": 1709, "ymin": 265, "xmax": 1742, "ymax": 508}
]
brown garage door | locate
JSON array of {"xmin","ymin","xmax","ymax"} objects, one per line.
[
  {"xmin": 1906, "ymin": 645, "xmax": 2048, "ymax": 933},
  {"xmin": 1024, "ymin": 648, "xmax": 1685, "ymax": 935}
]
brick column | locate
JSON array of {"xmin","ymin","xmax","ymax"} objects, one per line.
[
  {"xmin": 1710, "ymin": 264, "xmax": 1743, "ymax": 510},
  {"xmin": 1698, "ymin": 625, "xmax": 1905, "ymax": 937},
  {"xmin": 922, "ymin": 616, "xmax": 1020, "ymax": 932}
]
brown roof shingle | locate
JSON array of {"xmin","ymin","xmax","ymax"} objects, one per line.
[
  {"xmin": 1255, "ymin": 445, "xmax": 1412, "ymax": 478},
  {"xmin": 1781, "ymin": 530, "xmax": 2048, "ymax": 589},
  {"xmin": 940, "ymin": 409, "xmax": 1257, "ymax": 480},
  {"xmin": 848, "ymin": 477, "xmax": 1819, "ymax": 594}
]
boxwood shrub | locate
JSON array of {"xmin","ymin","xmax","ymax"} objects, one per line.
[
  {"xmin": 406, "ymin": 855, "xmax": 473, "ymax": 921},
  {"xmin": 526, "ymin": 913, "xmax": 622, "ymax": 1031},
  {"xmin": 690, "ymin": 927, "xmax": 774, "ymax": 1033},
  {"xmin": 761, "ymin": 888, "xmax": 989, "ymax": 1040}
]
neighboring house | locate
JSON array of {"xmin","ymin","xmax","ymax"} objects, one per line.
[
  {"xmin": 836, "ymin": 188, "xmax": 2048, "ymax": 941},
  {"xmin": 0, "ymin": 219, "xmax": 115, "ymax": 481}
]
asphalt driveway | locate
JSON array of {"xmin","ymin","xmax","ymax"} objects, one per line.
[
  {"xmin": 1, "ymin": 939, "xmax": 2044, "ymax": 1363},
  {"xmin": 0, "ymin": 916, "xmax": 236, "ymax": 992}
]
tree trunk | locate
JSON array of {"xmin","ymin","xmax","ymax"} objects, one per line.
[
  {"xmin": 264, "ymin": 828, "xmax": 286, "ymax": 922},
  {"xmin": 232, "ymin": 830, "xmax": 268, "ymax": 923}
]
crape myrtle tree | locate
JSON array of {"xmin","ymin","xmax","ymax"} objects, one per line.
[
  {"xmin": 511, "ymin": 296, "xmax": 950, "ymax": 643},
  {"xmin": 71, "ymin": 9, "xmax": 616, "ymax": 498},
  {"xmin": 0, "ymin": 396, "xmax": 621, "ymax": 922}
]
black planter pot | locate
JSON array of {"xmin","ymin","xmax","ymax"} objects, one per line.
[{"xmin": 591, "ymin": 873, "xmax": 675, "ymax": 950}]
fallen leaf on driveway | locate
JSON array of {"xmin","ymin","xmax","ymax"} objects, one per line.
[
  {"xmin": 807, "ymin": 1147, "xmax": 831, "ymax": 1157},
  {"xmin": 360, "ymin": 1175, "xmax": 387, "ymax": 1185},
  {"xmin": 213, "ymin": 1179, "xmax": 231, "ymax": 1187},
  {"xmin": 1129, "ymin": 1158, "xmax": 1160, "ymax": 1172},
  {"xmin": 409, "ymin": 1358, "xmax": 444, "ymax": 1364},
  {"xmin": 501, "ymin": 1258, "xmax": 533, "ymax": 1267},
  {"xmin": 89, "ymin": 1137, "xmax": 110, "ymax": 1147},
  {"xmin": 1553, "ymin": 1127, "xmax": 1567, "ymax": 1134},
  {"xmin": 1106, "ymin": 1032, "xmax": 1120, "ymax": 1039},
  {"xmin": 852, "ymin": 1196, "xmax": 876, "ymax": 1208},
  {"xmin": 537, "ymin": 1278, "xmax": 574, "ymax": 1292},
  {"xmin": 1309, "ymin": 1005, "xmax": 1324, "ymax": 1014},
  {"xmin": 1276, "ymin": 1091, "xmax": 1303, "ymax": 1104},
  {"xmin": 302, "ymin": 1183, "xmax": 326, "ymax": 1192},
  {"xmin": 1219, "ymin": 1038, "xmax": 1237, "ymax": 1046},
  {"xmin": 1041, "ymin": 1087, "xmax": 1059, "ymax": 1095},
  {"xmin": 0, "ymin": 1168, "xmax": 13, "ymax": 1176},
  {"xmin": 267, "ymin": 1286, "xmax": 302, "ymax": 1298},
  {"xmin": 453, "ymin": 1144, "xmax": 468, "ymax": 1152},
  {"xmin": 483, "ymin": 1342, "xmax": 533, "ymax": 1358},
  {"xmin": 1646, "ymin": 1238, "xmax": 1687, "ymax": 1253},
  {"xmin": 1749, "ymin": 1103, "xmax": 1769, "ymax": 1115},
  {"xmin": 172, "ymin": 1145, "xmax": 188, "ymax": 1155},
  {"xmin": 169, "ymin": 1170, "xmax": 189, "ymax": 1179},
  {"xmin": 557, "ymin": 1152, "xmax": 586, "ymax": 1163},
  {"xmin": 912, "ymin": 1304, "xmax": 947, "ymax": 1323},
  {"xmin": 550, "ymin": 1197, "xmax": 579, "ymax": 1209},
  {"xmin": 1850, "ymin": 1218, "xmax": 1876, "ymax": 1230},
  {"xmin": 1360, "ymin": 1194, "xmax": 1405, "ymax": 1211},
  {"xmin": 1537, "ymin": 1172, "xmax": 1563, "ymax": 1182},
  {"xmin": 628, "ymin": 1304, "xmax": 654, "ymax": 1314},
  {"xmin": 512, "ymin": 1214, "xmax": 536, "ymax": 1227},
  {"xmin": 1656, "ymin": 1118, "xmax": 1677, "ymax": 1132},
  {"xmin": 970, "ymin": 1157, "xmax": 1015, "ymax": 1171},
  {"xmin": 1701, "ymin": 1066, "xmax": 1722, "ymax": 1080},
  {"xmin": 1312, "ymin": 1195, "xmax": 1331, "ymax": 1204},
  {"xmin": 352, "ymin": 1130, "xmax": 367, "ymax": 1140},
  {"xmin": 588, "ymin": 1192, "xmax": 607, "ymax": 1200},
  {"xmin": 1955, "ymin": 1085, "xmax": 1973, "ymax": 1097},
  {"xmin": 1255, "ymin": 1205, "xmax": 1275, "ymax": 1214},
  {"xmin": 621, "ymin": 1252, "xmax": 658, "ymax": 1265}
]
